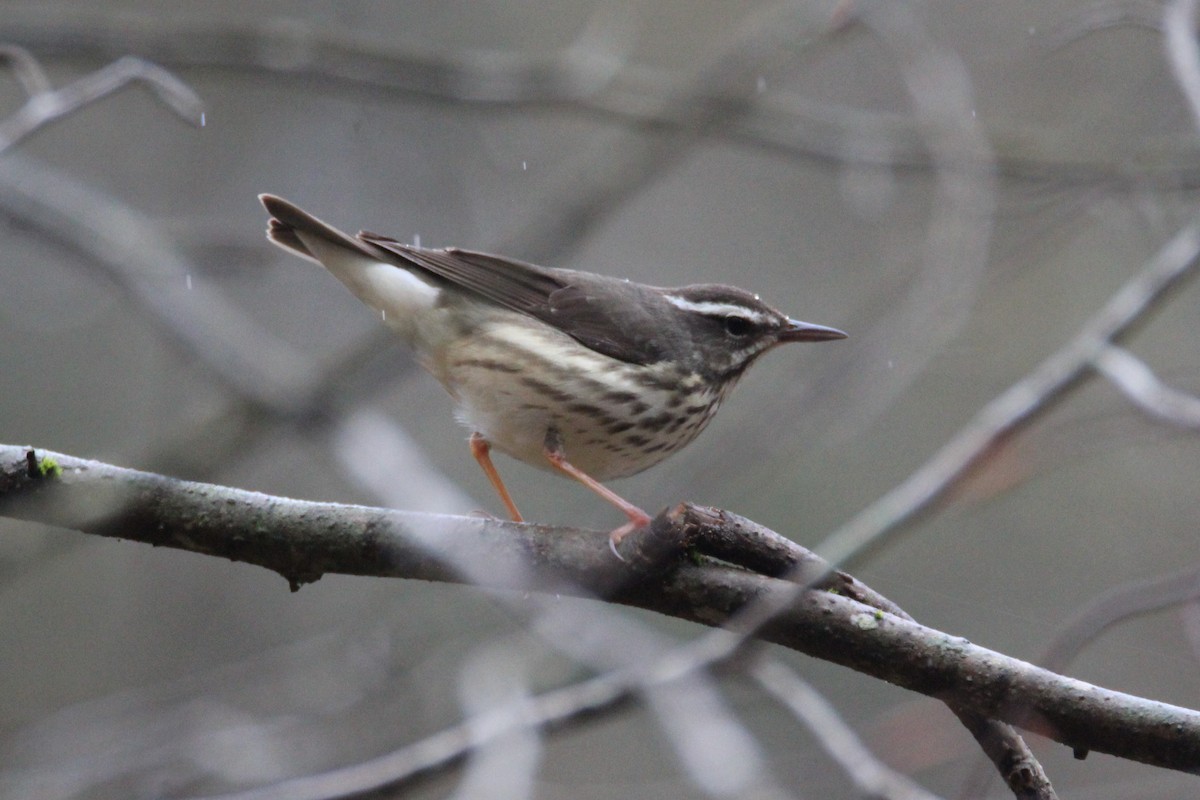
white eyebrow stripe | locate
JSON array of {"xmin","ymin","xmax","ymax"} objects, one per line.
[{"xmin": 664, "ymin": 295, "xmax": 770, "ymax": 322}]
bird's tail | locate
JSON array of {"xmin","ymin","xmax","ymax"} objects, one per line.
[
  {"xmin": 260, "ymin": 193, "xmax": 379, "ymax": 264},
  {"xmin": 258, "ymin": 194, "xmax": 440, "ymax": 336}
]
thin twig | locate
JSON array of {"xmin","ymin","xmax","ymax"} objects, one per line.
[
  {"xmin": 1166, "ymin": 0, "xmax": 1200, "ymax": 131},
  {"xmin": 188, "ymin": 669, "xmax": 635, "ymax": 800},
  {"xmin": 0, "ymin": 44, "xmax": 52, "ymax": 94},
  {"xmin": 1039, "ymin": 565, "xmax": 1200, "ymax": 674},
  {"xmin": 0, "ymin": 49, "xmax": 202, "ymax": 152},
  {"xmin": 0, "ymin": 155, "xmax": 317, "ymax": 413},
  {"xmin": 1093, "ymin": 345, "xmax": 1200, "ymax": 428},
  {"xmin": 752, "ymin": 659, "xmax": 945, "ymax": 800},
  {"xmin": 814, "ymin": 215, "xmax": 1200, "ymax": 568},
  {"xmin": 1040, "ymin": 1, "xmax": 1164, "ymax": 49},
  {"xmin": 7, "ymin": 15, "xmax": 1200, "ymax": 185}
]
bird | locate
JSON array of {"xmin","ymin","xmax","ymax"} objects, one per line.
[{"xmin": 260, "ymin": 194, "xmax": 846, "ymax": 554}]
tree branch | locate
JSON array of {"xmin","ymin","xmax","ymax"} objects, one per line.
[
  {"xmin": 3, "ymin": 444, "xmax": 1198, "ymax": 777},
  {"xmin": 0, "ymin": 45, "xmax": 202, "ymax": 152},
  {"xmin": 814, "ymin": 212, "xmax": 1200, "ymax": 567}
]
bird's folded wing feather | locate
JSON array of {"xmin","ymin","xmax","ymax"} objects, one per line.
[
  {"xmin": 361, "ymin": 235, "xmax": 563, "ymax": 313},
  {"xmin": 360, "ymin": 234, "xmax": 666, "ymax": 365}
]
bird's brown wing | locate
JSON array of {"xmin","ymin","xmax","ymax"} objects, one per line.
[{"xmin": 360, "ymin": 234, "xmax": 667, "ymax": 365}]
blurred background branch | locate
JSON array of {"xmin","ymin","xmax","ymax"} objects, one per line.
[{"xmin": 0, "ymin": 45, "xmax": 202, "ymax": 152}]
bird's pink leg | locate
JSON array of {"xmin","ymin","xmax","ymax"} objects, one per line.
[
  {"xmin": 541, "ymin": 429, "xmax": 651, "ymax": 555},
  {"xmin": 469, "ymin": 432, "xmax": 524, "ymax": 522}
]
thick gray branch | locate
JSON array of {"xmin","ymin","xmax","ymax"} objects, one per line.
[{"xmin": 2, "ymin": 444, "xmax": 1199, "ymax": 775}]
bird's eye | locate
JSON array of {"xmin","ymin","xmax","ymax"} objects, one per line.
[{"xmin": 722, "ymin": 315, "xmax": 754, "ymax": 337}]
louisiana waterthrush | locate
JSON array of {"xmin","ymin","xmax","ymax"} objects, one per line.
[{"xmin": 260, "ymin": 194, "xmax": 846, "ymax": 552}]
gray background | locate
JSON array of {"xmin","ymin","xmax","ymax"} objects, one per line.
[{"xmin": 1, "ymin": 1, "xmax": 1199, "ymax": 798}]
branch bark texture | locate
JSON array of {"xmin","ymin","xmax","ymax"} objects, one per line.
[{"xmin": 2, "ymin": 444, "xmax": 1198, "ymax": 774}]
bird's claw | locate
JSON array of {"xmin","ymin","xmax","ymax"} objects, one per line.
[{"xmin": 608, "ymin": 512, "xmax": 653, "ymax": 562}]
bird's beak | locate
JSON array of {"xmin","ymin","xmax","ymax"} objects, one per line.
[{"xmin": 780, "ymin": 319, "xmax": 848, "ymax": 342}]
